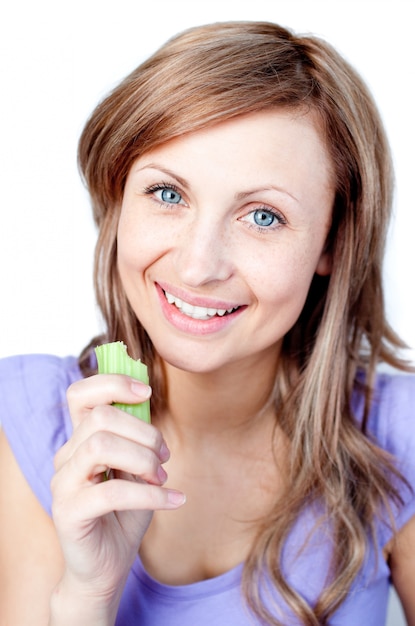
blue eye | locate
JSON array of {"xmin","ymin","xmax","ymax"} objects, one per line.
[
  {"xmin": 158, "ymin": 187, "xmax": 182, "ymax": 204},
  {"xmin": 240, "ymin": 206, "xmax": 286, "ymax": 232},
  {"xmin": 144, "ymin": 183, "xmax": 184, "ymax": 205},
  {"xmin": 252, "ymin": 209, "xmax": 276, "ymax": 227}
]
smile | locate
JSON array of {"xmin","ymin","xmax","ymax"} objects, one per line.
[{"xmin": 164, "ymin": 290, "xmax": 240, "ymax": 321}]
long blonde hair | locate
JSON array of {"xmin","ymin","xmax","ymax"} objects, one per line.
[{"xmin": 78, "ymin": 22, "xmax": 412, "ymax": 625}]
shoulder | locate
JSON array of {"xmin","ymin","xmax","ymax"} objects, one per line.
[
  {"xmin": 0, "ymin": 354, "xmax": 80, "ymax": 386},
  {"xmin": 365, "ymin": 371, "xmax": 415, "ymax": 452},
  {"xmin": 361, "ymin": 371, "xmax": 415, "ymax": 535},
  {"xmin": 0, "ymin": 353, "xmax": 81, "ymax": 428},
  {"xmin": 0, "ymin": 353, "xmax": 83, "ymax": 515}
]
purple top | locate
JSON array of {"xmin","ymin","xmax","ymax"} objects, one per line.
[{"xmin": 1, "ymin": 353, "xmax": 415, "ymax": 625}]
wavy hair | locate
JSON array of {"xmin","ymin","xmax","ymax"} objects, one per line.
[{"xmin": 78, "ymin": 22, "xmax": 411, "ymax": 625}]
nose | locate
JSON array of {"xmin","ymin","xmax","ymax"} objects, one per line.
[{"xmin": 173, "ymin": 213, "xmax": 234, "ymax": 288}]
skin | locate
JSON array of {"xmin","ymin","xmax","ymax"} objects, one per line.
[
  {"xmin": 0, "ymin": 110, "xmax": 414, "ymax": 625},
  {"xmin": 117, "ymin": 110, "xmax": 333, "ymax": 379}
]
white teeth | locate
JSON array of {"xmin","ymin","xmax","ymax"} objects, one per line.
[{"xmin": 164, "ymin": 290, "xmax": 238, "ymax": 320}]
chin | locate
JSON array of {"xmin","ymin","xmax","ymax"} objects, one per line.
[{"xmin": 153, "ymin": 343, "xmax": 225, "ymax": 375}]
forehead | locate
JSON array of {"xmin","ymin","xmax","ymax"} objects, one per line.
[{"xmin": 129, "ymin": 109, "xmax": 334, "ymax": 205}]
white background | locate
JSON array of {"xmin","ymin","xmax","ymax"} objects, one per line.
[
  {"xmin": 0, "ymin": 1, "xmax": 412, "ymax": 622},
  {"xmin": 0, "ymin": 0, "xmax": 414, "ymax": 367}
]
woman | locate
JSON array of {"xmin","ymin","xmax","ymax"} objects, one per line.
[{"xmin": 0, "ymin": 21, "xmax": 414, "ymax": 626}]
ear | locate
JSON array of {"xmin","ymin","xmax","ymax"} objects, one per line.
[{"xmin": 315, "ymin": 249, "xmax": 332, "ymax": 276}]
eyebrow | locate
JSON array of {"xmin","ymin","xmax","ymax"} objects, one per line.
[
  {"xmin": 134, "ymin": 164, "xmax": 189, "ymax": 189},
  {"xmin": 135, "ymin": 163, "xmax": 299, "ymax": 204},
  {"xmin": 235, "ymin": 187, "xmax": 298, "ymax": 203}
]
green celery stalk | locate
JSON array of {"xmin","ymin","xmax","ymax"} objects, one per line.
[{"xmin": 95, "ymin": 341, "xmax": 151, "ymax": 423}]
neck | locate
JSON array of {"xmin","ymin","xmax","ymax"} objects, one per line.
[{"xmin": 155, "ymin": 354, "xmax": 279, "ymax": 447}]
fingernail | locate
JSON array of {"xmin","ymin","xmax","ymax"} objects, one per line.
[
  {"xmin": 167, "ymin": 490, "xmax": 186, "ymax": 506},
  {"xmin": 157, "ymin": 465, "xmax": 168, "ymax": 484},
  {"xmin": 159, "ymin": 441, "xmax": 170, "ymax": 463},
  {"xmin": 130, "ymin": 381, "xmax": 152, "ymax": 398}
]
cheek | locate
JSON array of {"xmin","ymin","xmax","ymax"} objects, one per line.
[
  {"xmin": 250, "ymin": 245, "xmax": 322, "ymax": 313},
  {"xmin": 117, "ymin": 211, "xmax": 163, "ymax": 275},
  {"xmin": 117, "ymin": 229, "xmax": 138, "ymax": 280}
]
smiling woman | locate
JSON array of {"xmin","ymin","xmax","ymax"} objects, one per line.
[
  {"xmin": 116, "ymin": 110, "xmax": 333, "ymax": 374},
  {"xmin": 0, "ymin": 18, "xmax": 414, "ymax": 626}
]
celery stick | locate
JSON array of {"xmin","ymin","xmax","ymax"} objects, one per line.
[{"xmin": 95, "ymin": 341, "xmax": 151, "ymax": 423}]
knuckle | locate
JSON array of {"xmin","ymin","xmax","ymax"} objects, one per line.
[
  {"xmin": 53, "ymin": 440, "xmax": 70, "ymax": 471},
  {"xmin": 65, "ymin": 380, "xmax": 79, "ymax": 406},
  {"xmin": 147, "ymin": 484, "xmax": 172, "ymax": 509},
  {"xmin": 146, "ymin": 458, "xmax": 162, "ymax": 483},
  {"xmin": 98, "ymin": 373, "xmax": 131, "ymax": 399},
  {"xmin": 141, "ymin": 445, "xmax": 160, "ymax": 472},
  {"xmin": 88, "ymin": 404, "xmax": 112, "ymax": 429},
  {"xmin": 147, "ymin": 425, "xmax": 163, "ymax": 451},
  {"xmin": 85, "ymin": 430, "xmax": 112, "ymax": 457}
]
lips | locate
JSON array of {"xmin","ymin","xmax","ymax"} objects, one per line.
[
  {"xmin": 164, "ymin": 289, "xmax": 240, "ymax": 320},
  {"xmin": 154, "ymin": 283, "xmax": 246, "ymax": 336}
]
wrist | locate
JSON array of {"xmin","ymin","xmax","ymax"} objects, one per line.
[{"xmin": 49, "ymin": 574, "xmax": 122, "ymax": 626}]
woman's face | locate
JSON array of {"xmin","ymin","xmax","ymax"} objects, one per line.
[{"xmin": 117, "ymin": 109, "xmax": 334, "ymax": 375}]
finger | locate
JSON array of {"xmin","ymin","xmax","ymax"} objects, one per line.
[
  {"xmin": 56, "ymin": 430, "xmax": 167, "ymax": 487},
  {"xmin": 66, "ymin": 374, "xmax": 152, "ymax": 429},
  {"xmin": 72, "ymin": 478, "xmax": 186, "ymax": 520},
  {"xmin": 53, "ymin": 479, "xmax": 186, "ymax": 530},
  {"xmin": 54, "ymin": 404, "xmax": 169, "ymax": 471}
]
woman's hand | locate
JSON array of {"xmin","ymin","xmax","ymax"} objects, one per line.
[{"xmin": 50, "ymin": 374, "xmax": 185, "ymax": 621}]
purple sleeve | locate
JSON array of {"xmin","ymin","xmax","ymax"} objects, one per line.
[
  {"xmin": 367, "ymin": 373, "xmax": 415, "ymax": 541},
  {"xmin": 0, "ymin": 354, "xmax": 81, "ymax": 516}
]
